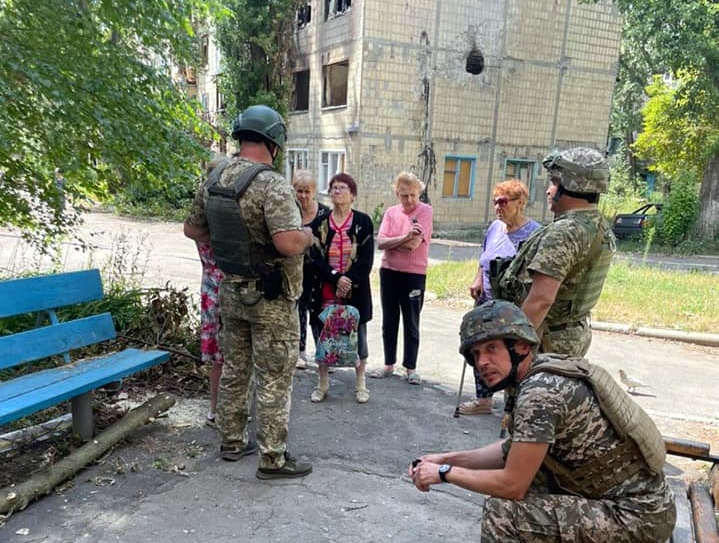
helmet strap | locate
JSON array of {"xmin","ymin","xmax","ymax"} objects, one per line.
[{"xmin": 484, "ymin": 339, "xmax": 524, "ymax": 393}]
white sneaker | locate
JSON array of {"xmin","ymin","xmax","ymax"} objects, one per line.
[{"xmin": 296, "ymin": 352, "xmax": 308, "ymax": 370}]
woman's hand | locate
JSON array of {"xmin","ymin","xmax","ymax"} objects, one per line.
[
  {"xmin": 336, "ymin": 275, "xmax": 352, "ymax": 299},
  {"xmin": 469, "ymin": 275, "xmax": 483, "ymax": 301}
]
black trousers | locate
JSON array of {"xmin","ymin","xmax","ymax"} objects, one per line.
[{"xmin": 379, "ymin": 268, "xmax": 426, "ymax": 370}]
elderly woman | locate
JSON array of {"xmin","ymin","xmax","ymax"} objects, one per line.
[
  {"xmin": 307, "ymin": 173, "xmax": 374, "ymax": 403},
  {"xmin": 369, "ymin": 172, "xmax": 433, "ymax": 385},
  {"xmin": 460, "ymin": 178, "xmax": 541, "ymax": 414},
  {"xmin": 292, "ymin": 170, "xmax": 330, "ymax": 369}
]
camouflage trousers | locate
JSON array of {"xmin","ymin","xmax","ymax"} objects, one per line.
[
  {"xmin": 217, "ymin": 281, "xmax": 300, "ymax": 469},
  {"xmin": 539, "ymin": 319, "xmax": 591, "ymax": 357},
  {"xmin": 481, "ymin": 492, "xmax": 676, "ymax": 542}
]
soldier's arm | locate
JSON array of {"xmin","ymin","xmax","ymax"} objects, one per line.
[
  {"xmin": 521, "ymin": 273, "xmax": 561, "ymax": 329},
  {"xmin": 272, "ymin": 227, "xmax": 314, "ymax": 256}
]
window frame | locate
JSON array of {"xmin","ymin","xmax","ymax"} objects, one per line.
[
  {"xmin": 285, "ymin": 149, "xmax": 311, "ymax": 183},
  {"xmin": 324, "ymin": 0, "xmax": 351, "ymax": 20},
  {"xmin": 441, "ymin": 155, "xmax": 476, "ymax": 199},
  {"xmin": 317, "ymin": 150, "xmax": 346, "ymax": 193},
  {"xmin": 503, "ymin": 159, "xmax": 538, "ymax": 201},
  {"xmin": 322, "ymin": 60, "xmax": 349, "ymax": 109}
]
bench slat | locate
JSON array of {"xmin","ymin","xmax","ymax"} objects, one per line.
[
  {"xmin": 0, "ymin": 269, "xmax": 103, "ymax": 318},
  {"xmin": 0, "ymin": 314, "xmax": 117, "ymax": 371},
  {"xmin": 0, "ymin": 348, "xmax": 170, "ymax": 425}
]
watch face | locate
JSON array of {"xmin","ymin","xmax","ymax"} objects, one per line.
[{"xmin": 439, "ymin": 464, "xmax": 452, "ymax": 482}]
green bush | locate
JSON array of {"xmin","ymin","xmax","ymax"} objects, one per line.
[{"xmin": 656, "ymin": 173, "xmax": 699, "ymax": 245}]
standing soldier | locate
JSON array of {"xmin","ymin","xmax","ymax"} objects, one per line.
[
  {"xmin": 184, "ymin": 105, "xmax": 315, "ymax": 479},
  {"xmin": 495, "ymin": 147, "xmax": 615, "ymax": 357}
]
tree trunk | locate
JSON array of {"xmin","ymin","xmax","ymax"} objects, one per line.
[
  {"xmin": 0, "ymin": 393, "xmax": 176, "ymax": 515},
  {"xmin": 697, "ymin": 152, "xmax": 719, "ymax": 240}
]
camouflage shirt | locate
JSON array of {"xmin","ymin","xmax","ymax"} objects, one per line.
[
  {"xmin": 185, "ymin": 158, "xmax": 304, "ymax": 300},
  {"xmin": 507, "ymin": 355, "xmax": 674, "ymax": 513},
  {"xmin": 517, "ymin": 208, "xmax": 614, "ymax": 324}
]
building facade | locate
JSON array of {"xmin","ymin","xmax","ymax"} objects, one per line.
[{"xmin": 286, "ymin": 0, "xmax": 621, "ymax": 231}]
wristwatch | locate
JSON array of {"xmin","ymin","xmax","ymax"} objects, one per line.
[{"xmin": 438, "ymin": 464, "xmax": 452, "ymax": 483}]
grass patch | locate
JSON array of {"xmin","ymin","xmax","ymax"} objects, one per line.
[{"xmin": 425, "ymin": 259, "xmax": 718, "ymax": 334}]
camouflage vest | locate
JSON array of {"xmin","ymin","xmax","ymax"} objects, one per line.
[
  {"xmin": 495, "ymin": 214, "xmax": 613, "ymax": 326},
  {"xmin": 205, "ymin": 162, "xmax": 279, "ymax": 277},
  {"xmin": 524, "ymin": 355, "xmax": 666, "ymax": 496}
]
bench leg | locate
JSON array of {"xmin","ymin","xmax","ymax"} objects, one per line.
[{"xmin": 71, "ymin": 392, "xmax": 95, "ymax": 439}]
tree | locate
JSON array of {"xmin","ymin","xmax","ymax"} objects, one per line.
[
  {"xmin": 0, "ymin": 0, "xmax": 217, "ymax": 240},
  {"xmin": 214, "ymin": 0, "xmax": 301, "ymax": 123},
  {"xmin": 592, "ymin": 0, "xmax": 719, "ymax": 240}
]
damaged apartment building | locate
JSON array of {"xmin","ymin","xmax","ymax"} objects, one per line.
[{"xmin": 197, "ymin": 0, "xmax": 622, "ymax": 232}]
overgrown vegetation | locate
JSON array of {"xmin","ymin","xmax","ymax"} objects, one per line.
[{"xmin": 426, "ymin": 259, "xmax": 719, "ymax": 333}]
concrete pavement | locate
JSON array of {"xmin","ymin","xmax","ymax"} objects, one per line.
[{"xmin": 0, "ymin": 211, "xmax": 717, "ymax": 542}]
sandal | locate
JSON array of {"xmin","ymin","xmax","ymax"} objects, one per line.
[
  {"xmin": 458, "ymin": 397, "xmax": 493, "ymax": 415},
  {"xmin": 368, "ymin": 366, "xmax": 394, "ymax": 379},
  {"xmin": 406, "ymin": 372, "xmax": 422, "ymax": 385},
  {"xmin": 310, "ymin": 387, "xmax": 328, "ymax": 403},
  {"xmin": 355, "ymin": 387, "xmax": 370, "ymax": 404}
]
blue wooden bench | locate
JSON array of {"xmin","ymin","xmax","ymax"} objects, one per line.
[{"xmin": 0, "ymin": 269, "xmax": 170, "ymax": 439}]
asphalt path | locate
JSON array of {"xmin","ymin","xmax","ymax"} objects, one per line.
[{"xmin": 0, "ymin": 211, "xmax": 717, "ymax": 542}]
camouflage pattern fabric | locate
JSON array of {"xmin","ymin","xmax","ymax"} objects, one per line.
[
  {"xmin": 509, "ymin": 208, "xmax": 614, "ymax": 354},
  {"xmin": 186, "ymin": 158, "xmax": 304, "ymax": 469},
  {"xmin": 217, "ymin": 282, "xmax": 300, "ymax": 469},
  {"xmin": 485, "ymin": 356, "xmax": 676, "ymax": 542},
  {"xmin": 186, "ymin": 158, "xmax": 304, "ymax": 300},
  {"xmin": 542, "ymin": 147, "xmax": 609, "ymax": 194}
]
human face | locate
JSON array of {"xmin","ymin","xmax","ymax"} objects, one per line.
[
  {"xmin": 330, "ymin": 182, "xmax": 354, "ymax": 207},
  {"xmin": 294, "ymin": 183, "xmax": 316, "ymax": 211},
  {"xmin": 468, "ymin": 339, "xmax": 511, "ymax": 389},
  {"xmin": 397, "ymin": 184, "xmax": 421, "ymax": 213},
  {"xmin": 493, "ymin": 194, "xmax": 521, "ymax": 224},
  {"xmin": 546, "ymin": 177, "xmax": 561, "ymax": 213}
]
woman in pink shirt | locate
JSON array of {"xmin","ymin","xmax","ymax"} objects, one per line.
[{"xmin": 370, "ymin": 172, "xmax": 433, "ymax": 384}]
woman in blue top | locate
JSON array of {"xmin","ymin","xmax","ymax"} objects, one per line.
[{"xmin": 461, "ymin": 179, "xmax": 541, "ymax": 415}]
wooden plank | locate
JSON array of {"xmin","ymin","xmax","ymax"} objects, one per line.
[
  {"xmin": 668, "ymin": 477, "xmax": 695, "ymax": 543},
  {"xmin": 0, "ymin": 314, "xmax": 117, "ymax": 370},
  {"xmin": 689, "ymin": 482, "xmax": 719, "ymax": 543},
  {"xmin": 0, "ymin": 348, "xmax": 170, "ymax": 425},
  {"xmin": 665, "ymin": 436, "xmax": 719, "ymax": 463},
  {"xmin": 0, "ymin": 269, "xmax": 103, "ymax": 318}
]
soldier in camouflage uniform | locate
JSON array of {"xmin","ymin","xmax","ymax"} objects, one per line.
[
  {"xmin": 495, "ymin": 147, "xmax": 616, "ymax": 357},
  {"xmin": 184, "ymin": 105, "xmax": 315, "ymax": 479},
  {"xmin": 410, "ymin": 300, "xmax": 676, "ymax": 542}
]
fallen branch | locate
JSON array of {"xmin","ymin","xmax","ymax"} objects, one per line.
[
  {"xmin": 689, "ymin": 482, "xmax": 719, "ymax": 543},
  {"xmin": 0, "ymin": 393, "xmax": 176, "ymax": 515},
  {"xmin": 118, "ymin": 334, "xmax": 200, "ymax": 362}
]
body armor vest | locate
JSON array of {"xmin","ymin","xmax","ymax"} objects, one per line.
[
  {"xmin": 524, "ymin": 355, "xmax": 665, "ymax": 496},
  {"xmin": 205, "ymin": 162, "xmax": 278, "ymax": 277},
  {"xmin": 496, "ymin": 214, "xmax": 613, "ymax": 327}
]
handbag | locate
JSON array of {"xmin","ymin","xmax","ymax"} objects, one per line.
[{"xmin": 315, "ymin": 303, "xmax": 360, "ymax": 367}]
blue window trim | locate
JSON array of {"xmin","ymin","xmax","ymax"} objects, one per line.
[
  {"xmin": 443, "ymin": 155, "xmax": 476, "ymax": 199},
  {"xmin": 502, "ymin": 158, "xmax": 538, "ymax": 201}
]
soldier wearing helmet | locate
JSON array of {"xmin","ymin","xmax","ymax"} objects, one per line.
[
  {"xmin": 184, "ymin": 104, "xmax": 314, "ymax": 479},
  {"xmin": 494, "ymin": 146, "xmax": 616, "ymax": 357},
  {"xmin": 409, "ymin": 300, "xmax": 676, "ymax": 543}
]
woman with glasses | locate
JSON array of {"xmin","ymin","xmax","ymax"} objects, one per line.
[
  {"xmin": 460, "ymin": 179, "xmax": 540, "ymax": 415},
  {"xmin": 306, "ymin": 173, "xmax": 375, "ymax": 404}
]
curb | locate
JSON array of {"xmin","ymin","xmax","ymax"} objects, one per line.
[{"xmin": 592, "ymin": 321, "xmax": 719, "ymax": 348}]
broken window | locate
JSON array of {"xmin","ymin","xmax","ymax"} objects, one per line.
[
  {"xmin": 325, "ymin": 0, "xmax": 351, "ymax": 20},
  {"xmin": 442, "ymin": 156, "xmax": 475, "ymax": 198},
  {"xmin": 291, "ymin": 69, "xmax": 310, "ymax": 111},
  {"xmin": 297, "ymin": 3, "xmax": 311, "ymax": 29},
  {"xmin": 322, "ymin": 60, "xmax": 349, "ymax": 108},
  {"xmin": 285, "ymin": 149, "xmax": 311, "ymax": 182}
]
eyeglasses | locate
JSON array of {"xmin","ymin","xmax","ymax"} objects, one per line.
[
  {"xmin": 331, "ymin": 185, "xmax": 351, "ymax": 193},
  {"xmin": 493, "ymin": 196, "xmax": 519, "ymax": 207}
]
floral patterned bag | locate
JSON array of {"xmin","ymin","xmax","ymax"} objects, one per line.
[{"xmin": 315, "ymin": 304, "xmax": 360, "ymax": 367}]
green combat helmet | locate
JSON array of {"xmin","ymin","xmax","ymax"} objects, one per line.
[
  {"xmin": 231, "ymin": 105, "xmax": 287, "ymax": 151},
  {"xmin": 542, "ymin": 147, "xmax": 609, "ymax": 194},
  {"xmin": 459, "ymin": 300, "xmax": 538, "ymax": 366}
]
